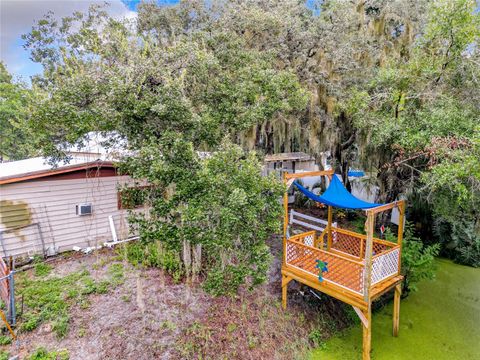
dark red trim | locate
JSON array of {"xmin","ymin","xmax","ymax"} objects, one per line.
[{"xmin": 0, "ymin": 161, "xmax": 118, "ymax": 185}]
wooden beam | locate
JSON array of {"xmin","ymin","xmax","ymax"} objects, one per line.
[
  {"xmin": 353, "ymin": 306, "xmax": 369, "ymax": 329},
  {"xmin": 369, "ymin": 201, "xmax": 399, "ymax": 214},
  {"xmin": 286, "ymin": 178, "xmax": 295, "ymax": 189},
  {"xmin": 362, "ymin": 304, "xmax": 372, "ymax": 360},
  {"xmin": 393, "ymin": 284, "xmax": 401, "ymax": 336},
  {"xmin": 285, "ymin": 169, "xmax": 334, "ymax": 180},
  {"xmin": 370, "ymin": 275, "xmax": 403, "ymax": 300},
  {"xmin": 281, "ymin": 267, "xmax": 368, "ymax": 310}
]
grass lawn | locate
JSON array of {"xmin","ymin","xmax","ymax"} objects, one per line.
[{"xmin": 311, "ymin": 259, "xmax": 480, "ymax": 360}]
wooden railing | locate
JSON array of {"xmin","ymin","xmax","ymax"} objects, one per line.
[
  {"xmin": 330, "ymin": 227, "xmax": 397, "ymax": 261},
  {"xmin": 284, "ymin": 229, "xmax": 401, "ymax": 297},
  {"xmin": 285, "ymin": 232, "xmax": 365, "ymax": 295}
]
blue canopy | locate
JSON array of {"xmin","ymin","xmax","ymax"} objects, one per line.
[
  {"xmin": 293, "ymin": 175, "xmax": 382, "ymax": 210},
  {"xmin": 347, "ymin": 170, "xmax": 365, "ymax": 177}
]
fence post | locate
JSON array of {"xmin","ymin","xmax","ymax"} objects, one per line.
[{"xmin": 8, "ymin": 271, "xmax": 15, "ymax": 326}]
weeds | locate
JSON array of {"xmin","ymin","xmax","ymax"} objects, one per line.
[
  {"xmin": 17, "ymin": 261, "xmax": 127, "ymax": 338},
  {"xmin": 0, "ymin": 335, "xmax": 11, "ymax": 346},
  {"xmin": 120, "ymin": 241, "xmax": 183, "ymax": 282},
  {"xmin": 28, "ymin": 347, "xmax": 69, "ymax": 360},
  {"xmin": 34, "ymin": 263, "xmax": 52, "ymax": 277}
]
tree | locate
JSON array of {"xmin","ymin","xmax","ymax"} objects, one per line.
[
  {"xmin": 21, "ymin": 0, "xmax": 480, "ymax": 269},
  {"xmin": 0, "ymin": 63, "xmax": 35, "ymax": 161},
  {"xmin": 22, "ymin": 3, "xmax": 306, "ymax": 292},
  {"xmin": 342, "ymin": 0, "xmax": 480, "ymax": 265}
]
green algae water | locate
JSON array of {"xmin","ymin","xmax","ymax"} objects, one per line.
[{"xmin": 311, "ymin": 259, "xmax": 480, "ymax": 360}]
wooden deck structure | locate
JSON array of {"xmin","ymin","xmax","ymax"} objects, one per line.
[{"xmin": 281, "ymin": 170, "xmax": 405, "ymax": 360}]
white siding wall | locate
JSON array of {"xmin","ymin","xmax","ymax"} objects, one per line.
[{"xmin": 0, "ymin": 175, "xmax": 138, "ymax": 258}]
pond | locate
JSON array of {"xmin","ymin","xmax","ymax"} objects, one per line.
[{"xmin": 311, "ymin": 259, "xmax": 480, "ymax": 360}]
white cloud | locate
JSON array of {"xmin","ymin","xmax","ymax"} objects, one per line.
[{"xmin": 0, "ymin": 0, "xmax": 136, "ymax": 79}]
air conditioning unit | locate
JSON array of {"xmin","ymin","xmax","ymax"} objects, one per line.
[{"xmin": 76, "ymin": 203, "xmax": 93, "ymax": 216}]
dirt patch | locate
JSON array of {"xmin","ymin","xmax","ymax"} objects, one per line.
[
  {"xmin": 4, "ymin": 240, "xmax": 353, "ymax": 359},
  {"xmin": 6, "ymin": 251, "xmax": 209, "ymax": 360}
]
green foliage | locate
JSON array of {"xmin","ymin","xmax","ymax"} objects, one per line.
[
  {"xmin": 122, "ymin": 240, "xmax": 184, "ymax": 282},
  {"xmin": 344, "ymin": 0, "xmax": 480, "ymax": 266},
  {"xmin": 308, "ymin": 328, "xmax": 325, "ymax": 348},
  {"xmin": 0, "ymin": 62, "xmax": 35, "ymax": 161},
  {"xmin": 23, "ymin": 4, "xmax": 308, "ymax": 160},
  {"xmin": 124, "ymin": 140, "xmax": 283, "ymax": 295},
  {"xmin": 34, "ymin": 262, "xmax": 52, "ymax": 277},
  {"xmin": 386, "ymin": 223, "xmax": 440, "ymax": 294},
  {"xmin": 0, "ymin": 335, "xmax": 11, "ymax": 346},
  {"xmin": 16, "ymin": 0, "xmax": 479, "ymax": 273},
  {"xmin": 28, "ymin": 347, "xmax": 69, "ymax": 360}
]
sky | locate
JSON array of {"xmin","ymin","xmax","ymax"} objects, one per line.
[{"xmin": 0, "ymin": 0, "xmax": 178, "ymax": 82}]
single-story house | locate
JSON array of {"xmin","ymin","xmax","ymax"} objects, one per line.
[{"xmin": 0, "ymin": 155, "xmax": 140, "ymax": 258}]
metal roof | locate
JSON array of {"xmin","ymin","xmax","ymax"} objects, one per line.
[
  {"xmin": 0, "ymin": 156, "xmax": 115, "ymax": 185},
  {"xmin": 264, "ymin": 152, "xmax": 314, "ymax": 162}
]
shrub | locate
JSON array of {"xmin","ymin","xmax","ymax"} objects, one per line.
[
  {"xmin": 386, "ymin": 222, "xmax": 440, "ymax": 295},
  {"xmin": 123, "ymin": 140, "xmax": 284, "ymax": 295}
]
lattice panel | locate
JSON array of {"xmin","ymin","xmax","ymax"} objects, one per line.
[
  {"xmin": 371, "ymin": 248, "xmax": 400, "ymax": 284},
  {"xmin": 304, "ymin": 234, "xmax": 314, "ymax": 247},
  {"xmin": 331, "ymin": 231, "xmax": 362, "ymax": 258},
  {"xmin": 331, "ymin": 231, "xmax": 394, "ymax": 260},
  {"xmin": 285, "ymin": 239, "xmax": 364, "ymax": 294},
  {"xmin": 372, "ymin": 241, "xmax": 391, "ymax": 256}
]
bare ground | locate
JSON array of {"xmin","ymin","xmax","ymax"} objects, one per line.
[{"xmin": 4, "ymin": 238, "xmax": 353, "ymax": 359}]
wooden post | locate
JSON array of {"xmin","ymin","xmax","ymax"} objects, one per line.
[
  {"xmin": 393, "ymin": 283, "xmax": 401, "ymax": 336},
  {"xmin": 396, "ymin": 200, "xmax": 405, "ymax": 275},
  {"xmin": 327, "ymin": 205, "xmax": 333, "ymax": 250},
  {"xmin": 283, "ymin": 172, "xmax": 289, "ymax": 241},
  {"xmin": 282, "ymin": 172, "xmax": 289, "ymax": 310},
  {"xmin": 363, "ymin": 211, "xmax": 375, "ymax": 302},
  {"xmin": 362, "ymin": 303, "xmax": 372, "ymax": 360},
  {"xmin": 282, "ymin": 275, "xmax": 292, "ymax": 310},
  {"xmin": 283, "ymin": 172, "xmax": 289, "ymax": 268}
]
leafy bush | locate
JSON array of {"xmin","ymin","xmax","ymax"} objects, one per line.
[
  {"xmin": 386, "ymin": 222, "xmax": 440, "ymax": 295},
  {"xmin": 434, "ymin": 216, "xmax": 480, "ymax": 268}
]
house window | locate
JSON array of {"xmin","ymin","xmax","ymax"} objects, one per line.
[{"xmin": 117, "ymin": 186, "xmax": 151, "ymax": 210}]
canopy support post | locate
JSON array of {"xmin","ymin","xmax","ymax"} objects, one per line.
[
  {"xmin": 363, "ymin": 211, "xmax": 374, "ymax": 301},
  {"xmin": 396, "ymin": 200, "xmax": 405, "ymax": 275},
  {"xmin": 327, "ymin": 205, "xmax": 333, "ymax": 250}
]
